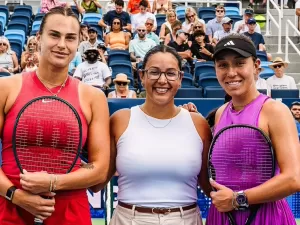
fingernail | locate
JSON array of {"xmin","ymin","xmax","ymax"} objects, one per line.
[{"xmin": 209, "ymin": 178, "xmax": 214, "ymax": 183}]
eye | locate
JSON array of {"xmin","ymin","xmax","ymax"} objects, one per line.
[
  {"xmin": 166, "ymin": 71, "xmax": 177, "ymax": 76},
  {"xmin": 217, "ymin": 63, "xmax": 227, "ymax": 69},
  {"xmin": 148, "ymin": 70, "xmax": 160, "ymax": 75},
  {"xmin": 50, "ymin": 33, "xmax": 60, "ymax": 38}
]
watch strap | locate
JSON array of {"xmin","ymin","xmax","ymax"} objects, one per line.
[{"xmin": 5, "ymin": 186, "xmax": 17, "ymax": 202}]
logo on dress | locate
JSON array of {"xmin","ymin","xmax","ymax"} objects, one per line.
[{"xmin": 224, "ymin": 41, "xmax": 235, "ymax": 46}]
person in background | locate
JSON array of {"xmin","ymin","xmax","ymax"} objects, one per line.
[
  {"xmin": 105, "ymin": 17, "xmax": 130, "ymax": 50},
  {"xmin": 206, "ymin": 5, "xmax": 225, "ymax": 43},
  {"xmin": 74, "ymin": 0, "xmax": 102, "ymax": 14},
  {"xmin": 191, "ymin": 30, "xmax": 214, "ymax": 62},
  {"xmin": 164, "ymin": 20, "xmax": 182, "ymax": 45},
  {"xmin": 152, "ymin": 0, "xmax": 172, "ymax": 14},
  {"xmin": 255, "ymin": 62, "xmax": 269, "ymax": 95},
  {"xmin": 212, "ymin": 17, "xmax": 233, "ymax": 45},
  {"xmin": 137, "ymin": 17, "xmax": 160, "ymax": 45},
  {"xmin": 41, "ymin": 0, "xmax": 71, "ymax": 13},
  {"xmin": 78, "ymin": 27, "xmax": 103, "ymax": 58},
  {"xmin": 296, "ymin": 0, "xmax": 300, "ymax": 30},
  {"xmin": 188, "ymin": 21, "xmax": 209, "ymax": 46},
  {"xmin": 182, "ymin": 7, "xmax": 205, "ymax": 35},
  {"xmin": 127, "ymin": 0, "xmax": 150, "ymax": 16},
  {"xmin": 159, "ymin": 9, "xmax": 177, "ymax": 41},
  {"xmin": 132, "ymin": 0, "xmax": 157, "ymax": 33},
  {"xmin": 233, "ymin": 7, "xmax": 261, "ymax": 34},
  {"xmin": 21, "ymin": 36, "xmax": 39, "ymax": 72},
  {"xmin": 80, "ymin": 22, "xmax": 90, "ymax": 42},
  {"xmin": 290, "ymin": 101, "xmax": 300, "ymax": 139},
  {"xmin": 69, "ymin": 52, "xmax": 82, "ymax": 75},
  {"xmin": 0, "ymin": 37, "xmax": 19, "ymax": 74},
  {"xmin": 108, "ymin": 73, "xmax": 137, "ymax": 98}
]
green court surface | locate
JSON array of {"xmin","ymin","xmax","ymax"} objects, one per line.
[{"xmin": 92, "ymin": 219, "xmax": 300, "ymax": 225}]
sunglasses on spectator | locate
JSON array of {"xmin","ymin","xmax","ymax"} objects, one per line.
[
  {"xmin": 137, "ymin": 29, "xmax": 146, "ymax": 32},
  {"xmin": 145, "ymin": 23, "xmax": 153, "ymax": 26},
  {"xmin": 29, "ymin": 43, "xmax": 37, "ymax": 46},
  {"xmin": 113, "ymin": 22, "xmax": 120, "ymax": 25},
  {"xmin": 194, "ymin": 26, "xmax": 202, "ymax": 29},
  {"xmin": 216, "ymin": 10, "xmax": 224, "ymax": 13},
  {"xmin": 0, "ymin": 43, "xmax": 7, "ymax": 46},
  {"xmin": 116, "ymin": 81, "xmax": 128, "ymax": 86},
  {"xmin": 273, "ymin": 65, "xmax": 282, "ymax": 69},
  {"xmin": 187, "ymin": 14, "xmax": 195, "ymax": 19}
]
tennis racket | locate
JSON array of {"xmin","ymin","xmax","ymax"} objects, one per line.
[
  {"xmin": 12, "ymin": 96, "xmax": 83, "ymax": 225},
  {"xmin": 208, "ymin": 124, "xmax": 275, "ymax": 225}
]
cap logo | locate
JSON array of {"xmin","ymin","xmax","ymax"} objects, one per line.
[{"xmin": 224, "ymin": 40, "xmax": 235, "ymax": 46}]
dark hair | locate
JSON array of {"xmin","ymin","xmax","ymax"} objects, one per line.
[
  {"xmin": 141, "ymin": 45, "xmax": 182, "ymax": 71},
  {"xmin": 39, "ymin": 6, "xmax": 80, "ymax": 35},
  {"xmin": 171, "ymin": 20, "xmax": 182, "ymax": 29},
  {"xmin": 194, "ymin": 30, "xmax": 205, "ymax": 37},
  {"xmin": 291, "ymin": 101, "xmax": 300, "ymax": 109},
  {"xmin": 115, "ymin": 0, "xmax": 124, "ymax": 7},
  {"xmin": 139, "ymin": 0, "xmax": 148, "ymax": 8},
  {"xmin": 111, "ymin": 17, "xmax": 123, "ymax": 31}
]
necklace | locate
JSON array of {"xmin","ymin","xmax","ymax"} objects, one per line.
[
  {"xmin": 36, "ymin": 72, "xmax": 69, "ymax": 97},
  {"xmin": 230, "ymin": 92, "xmax": 260, "ymax": 111}
]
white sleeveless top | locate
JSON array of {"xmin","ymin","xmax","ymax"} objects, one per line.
[
  {"xmin": 109, "ymin": 90, "xmax": 135, "ymax": 98},
  {"xmin": 116, "ymin": 106, "xmax": 203, "ymax": 207}
]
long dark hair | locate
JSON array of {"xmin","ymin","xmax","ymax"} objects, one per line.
[{"xmin": 110, "ymin": 17, "xmax": 123, "ymax": 31}]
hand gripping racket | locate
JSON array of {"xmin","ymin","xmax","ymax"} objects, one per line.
[
  {"xmin": 12, "ymin": 96, "xmax": 83, "ymax": 225},
  {"xmin": 208, "ymin": 124, "xmax": 275, "ymax": 225}
]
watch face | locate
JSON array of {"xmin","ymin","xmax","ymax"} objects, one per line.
[{"xmin": 236, "ymin": 194, "xmax": 246, "ymax": 204}]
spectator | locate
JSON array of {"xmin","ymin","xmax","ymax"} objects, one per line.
[
  {"xmin": 105, "ymin": 17, "xmax": 130, "ymax": 50},
  {"xmin": 182, "ymin": 7, "xmax": 205, "ymax": 34},
  {"xmin": 212, "ymin": 17, "xmax": 233, "ymax": 45},
  {"xmin": 74, "ymin": 0, "xmax": 102, "ymax": 14},
  {"xmin": 0, "ymin": 37, "xmax": 19, "ymax": 74},
  {"xmin": 290, "ymin": 101, "xmax": 300, "ymax": 138},
  {"xmin": 40, "ymin": 0, "xmax": 71, "ymax": 13},
  {"xmin": 108, "ymin": 73, "xmax": 137, "ymax": 98},
  {"xmin": 191, "ymin": 30, "xmax": 214, "ymax": 61},
  {"xmin": 132, "ymin": 0, "xmax": 157, "ymax": 32},
  {"xmin": 188, "ymin": 21, "xmax": 209, "ymax": 46},
  {"xmin": 129, "ymin": 24, "xmax": 157, "ymax": 61},
  {"xmin": 69, "ymin": 52, "xmax": 82, "ymax": 75},
  {"xmin": 233, "ymin": 7, "xmax": 261, "ymax": 34},
  {"xmin": 206, "ymin": 5, "xmax": 226, "ymax": 43},
  {"xmin": 21, "ymin": 36, "xmax": 39, "ymax": 72},
  {"xmin": 159, "ymin": 9, "xmax": 177, "ymax": 41},
  {"xmin": 164, "ymin": 20, "xmax": 181, "ymax": 45},
  {"xmin": 79, "ymin": 22, "xmax": 89, "ymax": 42},
  {"xmin": 127, "ymin": 0, "xmax": 150, "ymax": 16},
  {"xmin": 255, "ymin": 62, "xmax": 269, "ymax": 95},
  {"xmin": 74, "ymin": 48, "xmax": 111, "ymax": 89},
  {"xmin": 296, "ymin": 0, "xmax": 300, "ymax": 30},
  {"xmin": 152, "ymin": 0, "xmax": 172, "ymax": 14},
  {"xmin": 99, "ymin": 0, "xmax": 132, "ymax": 32},
  {"xmin": 78, "ymin": 27, "xmax": 103, "ymax": 57},
  {"xmin": 267, "ymin": 57, "xmax": 297, "ymax": 89},
  {"xmin": 248, "ymin": 0, "xmax": 266, "ymax": 8},
  {"xmin": 134, "ymin": 18, "xmax": 160, "ymax": 44}
]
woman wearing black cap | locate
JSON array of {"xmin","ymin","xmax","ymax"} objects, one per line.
[{"xmin": 206, "ymin": 34, "xmax": 300, "ymax": 225}]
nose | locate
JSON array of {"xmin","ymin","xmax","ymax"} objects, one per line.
[
  {"xmin": 227, "ymin": 65, "xmax": 237, "ymax": 78},
  {"xmin": 57, "ymin": 37, "xmax": 66, "ymax": 49},
  {"xmin": 157, "ymin": 72, "xmax": 168, "ymax": 84}
]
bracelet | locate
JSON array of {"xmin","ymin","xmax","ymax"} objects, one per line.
[
  {"xmin": 52, "ymin": 175, "xmax": 58, "ymax": 192},
  {"xmin": 232, "ymin": 192, "xmax": 238, "ymax": 210},
  {"xmin": 49, "ymin": 175, "xmax": 53, "ymax": 192}
]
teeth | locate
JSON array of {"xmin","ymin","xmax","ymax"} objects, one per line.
[
  {"xmin": 155, "ymin": 88, "xmax": 168, "ymax": 93},
  {"xmin": 228, "ymin": 81, "xmax": 241, "ymax": 85}
]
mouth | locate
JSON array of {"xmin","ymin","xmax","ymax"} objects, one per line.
[
  {"xmin": 153, "ymin": 87, "xmax": 170, "ymax": 94},
  {"xmin": 52, "ymin": 51, "xmax": 69, "ymax": 57},
  {"xmin": 225, "ymin": 80, "xmax": 242, "ymax": 87}
]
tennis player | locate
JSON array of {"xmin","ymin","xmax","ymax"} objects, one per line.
[
  {"xmin": 0, "ymin": 7, "xmax": 110, "ymax": 224},
  {"xmin": 206, "ymin": 34, "xmax": 300, "ymax": 224},
  {"xmin": 93, "ymin": 45, "xmax": 212, "ymax": 225}
]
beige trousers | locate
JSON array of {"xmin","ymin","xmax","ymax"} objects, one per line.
[{"xmin": 109, "ymin": 204, "xmax": 203, "ymax": 225}]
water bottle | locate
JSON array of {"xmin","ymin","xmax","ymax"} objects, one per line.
[{"xmin": 193, "ymin": 56, "xmax": 197, "ymax": 65}]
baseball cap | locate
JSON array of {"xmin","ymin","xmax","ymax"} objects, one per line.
[
  {"xmin": 84, "ymin": 47, "xmax": 98, "ymax": 53},
  {"xmin": 81, "ymin": 21, "xmax": 89, "ymax": 27},
  {"xmin": 221, "ymin": 17, "xmax": 233, "ymax": 25},
  {"xmin": 176, "ymin": 29, "xmax": 188, "ymax": 36},
  {"xmin": 244, "ymin": 7, "xmax": 254, "ymax": 15},
  {"xmin": 247, "ymin": 18, "xmax": 256, "ymax": 24},
  {"xmin": 213, "ymin": 34, "xmax": 257, "ymax": 60},
  {"xmin": 88, "ymin": 27, "xmax": 98, "ymax": 33}
]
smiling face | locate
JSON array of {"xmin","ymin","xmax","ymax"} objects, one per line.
[{"xmin": 37, "ymin": 14, "xmax": 80, "ymax": 69}]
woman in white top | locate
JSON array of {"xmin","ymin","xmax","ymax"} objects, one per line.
[
  {"xmin": 159, "ymin": 9, "xmax": 177, "ymax": 41},
  {"xmin": 0, "ymin": 37, "xmax": 19, "ymax": 74},
  {"xmin": 182, "ymin": 7, "xmax": 206, "ymax": 34},
  {"xmin": 108, "ymin": 73, "xmax": 137, "ymax": 98},
  {"xmin": 94, "ymin": 45, "xmax": 212, "ymax": 225}
]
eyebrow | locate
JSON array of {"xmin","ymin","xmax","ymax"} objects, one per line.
[{"xmin": 49, "ymin": 30, "xmax": 77, "ymax": 36}]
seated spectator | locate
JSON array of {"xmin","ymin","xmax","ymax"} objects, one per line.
[
  {"xmin": 129, "ymin": 24, "xmax": 157, "ymax": 61},
  {"xmin": 74, "ymin": 48, "xmax": 111, "ymax": 89},
  {"xmin": 127, "ymin": 0, "xmax": 150, "ymax": 16},
  {"xmin": 0, "ymin": 37, "xmax": 19, "ymax": 74},
  {"xmin": 182, "ymin": 7, "xmax": 205, "ymax": 34},
  {"xmin": 105, "ymin": 0, "xmax": 117, "ymax": 12},
  {"xmin": 266, "ymin": 57, "xmax": 297, "ymax": 89},
  {"xmin": 152, "ymin": 0, "xmax": 172, "ymax": 14},
  {"xmin": 233, "ymin": 7, "xmax": 261, "ymax": 34},
  {"xmin": 80, "ymin": 22, "xmax": 90, "ymax": 42},
  {"xmin": 159, "ymin": 9, "xmax": 177, "ymax": 41},
  {"xmin": 74, "ymin": 0, "xmax": 102, "ymax": 14},
  {"xmin": 21, "ymin": 36, "xmax": 39, "ymax": 72},
  {"xmin": 135, "ymin": 18, "xmax": 160, "ymax": 44},
  {"xmin": 69, "ymin": 52, "xmax": 82, "ymax": 75},
  {"xmin": 255, "ymin": 62, "xmax": 269, "ymax": 95},
  {"xmin": 99, "ymin": 0, "xmax": 132, "ymax": 33},
  {"xmin": 191, "ymin": 30, "xmax": 214, "ymax": 61},
  {"xmin": 41, "ymin": 0, "xmax": 71, "ymax": 13},
  {"xmin": 290, "ymin": 101, "xmax": 300, "ymax": 139},
  {"xmin": 164, "ymin": 20, "xmax": 181, "ymax": 45},
  {"xmin": 212, "ymin": 17, "xmax": 233, "ymax": 45},
  {"xmin": 206, "ymin": 5, "xmax": 225, "ymax": 43},
  {"xmin": 132, "ymin": 0, "xmax": 157, "ymax": 33},
  {"xmin": 108, "ymin": 73, "xmax": 137, "ymax": 98},
  {"xmin": 188, "ymin": 21, "xmax": 209, "ymax": 46},
  {"xmin": 78, "ymin": 27, "xmax": 103, "ymax": 58},
  {"xmin": 105, "ymin": 17, "xmax": 130, "ymax": 50}
]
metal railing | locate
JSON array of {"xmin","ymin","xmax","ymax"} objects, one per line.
[
  {"xmin": 285, "ymin": 19, "xmax": 300, "ymax": 63},
  {"xmin": 266, "ymin": 0, "xmax": 283, "ymax": 53}
]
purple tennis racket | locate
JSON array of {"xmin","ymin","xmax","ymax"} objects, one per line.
[{"xmin": 208, "ymin": 124, "xmax": 275, "ymax": 225}]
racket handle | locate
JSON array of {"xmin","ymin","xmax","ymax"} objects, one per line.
[{"xmin": 34, "ymin": 217, "xmax": 43, "ymax": 225}]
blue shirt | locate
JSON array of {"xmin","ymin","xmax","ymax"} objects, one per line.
[
  {"xmin": 243, "ymin": 32, "xmax": 265, "ymax": 50},
  {"xmin": 69, "ymin": 52, "xmax": 82, "ymax": 74},
  {"xmin": 103, "ymin": 10, "xmax": 131, "ymax": 26},
  {"xmin": 296, "ymin": 120, "xmax": 300, "ymax": 139}
]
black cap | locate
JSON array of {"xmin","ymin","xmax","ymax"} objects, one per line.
[
  {"xmin": 213, "ymin": 35, "xmax": 257, "ymax": 60},
  {"xmin": 244, "ymin": 8, "xmax": 254, "ymax": 15},
  {"xmin": 88, "ymin": 27, "xmax": 98, "ymax": 33}
]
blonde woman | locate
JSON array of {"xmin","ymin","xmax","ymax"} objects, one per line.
[
  {"xmin": 21, "ymin": 36, "xmax": 39, "ymax": 72},
  {"xmin": 159, "ymin": 9, "xmax": 177, "ymax": 41},
  {"xmin": 108, "ymin": 73, "xmax": 137, "ymax": 98},
  {"xmin": 152, "ymin": 0, "xmax": 172, "ymax": 14},
  {"xmin": 182, "ymin": 7, "xmax": 206, "ymax": 34},
  {"xmin": 0, "ymin": 37, "xmax": 19, "ymax": 74}
]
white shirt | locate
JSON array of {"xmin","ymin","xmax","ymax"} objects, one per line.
[
  {"xmin": 256, "ymin": 77, "xmax": 270, "ymax": 96},
  {"xmin": 266, "ymin": 74, "xmax": 297, "ymax": 90},
  {"xmin": 131, "ymin": 12, "xmax": 157, "ymax": 32},
  {"xmin": 213, "ymin": 29, "xmax": 233, "ymax": 41},
  {"xmin": 73, "ymin": 61, "xmax": 111, "ymax": 87},
  {"xmin": 296, "ymin": 0, "xmax": 300, "ymax": 8},
  {"xmin": 233, "ymin": 20, "xmax": 261, "ymax": 34}
]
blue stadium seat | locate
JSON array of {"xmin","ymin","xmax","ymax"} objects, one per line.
[
  {"xmin": 259, "ymin": 70, "xmax": 274, "ymax": 79},
  {"xmin": 177, "ymin": 14, "xmax": 185, "ymax": 23},
  {"xmin": 0, "ymin": 71, "xmax": 10, "ymax": 77},
  {"xmin": 156, "ymin": 14, "xmax": 166, "ymax": 27},
  {"xmin": 7, "ymin": 21, "xmax": 28, "ymax": 35},
  {"xmin": 108, "ymin": 50, "xmax": 130, "ymax": 64},
  {"xmin": 229, "ymin": 15, "xmax": 243, "ymax": 25},
  {"xmin": 4, "ymin": 30, "xmax": 26, "ymax": 46},
  {"xmin": 30, "ymin": 30, "xmax": 38, "ymax": 36},
  {"xmin": 10, "ymin": 39, "xmax": 23, "ymax": 60},
  {"xmin": 198, "ymin": 7, "xmax": 215, "ymax": 19},
  {"xmin": 204, "ymin": 86, "xmax": 226, "ymax": 98},
  {"xmin": 32, "ymin": 21, "xmax": 42, "ymax": 32},
  {"xmin": 0, "ymin": 12, "xmax": 6, "ymax": 32},
  {"xmin": 71, "ymin": 6, "xmax": 80, "ymax": 18},
  {"xmin": 260, "ymin": 61, "xmax": 272, "ymax": 68},
  {"xmin": 110, "ymin": 60, "xmax": 133, "ymax": 78},
  {"xmin": 183, "ymin": 72, "xmax": 193, "ymax": 78},
  {"xmin": 225, "ymin": 7, "xmax": 240, "ymax": 16},
  {"xmin": 0, "ymin": 5, "xmax": 9, "ymax": 24},
  {"xmin": 194, "ymin": 63, "xmax": 216, "ymax": 80},
  {"xmin": 199, "ymin": 77, "xmax": 220, "ymax": 89},
  {"xmin": 258, "ymin": 89, "xmax": 267, "ymax": 95},
  {"xmin": 271, "ymin": 89, "xmax": 299, "ymax": 98},
  {"xmin": 10, "ymin": 14, "xmax": 31, "ymax": 27},
  {"xmin": 201, "ymin": 14, "xmax": 215, "ymax": 23},
  {"xmin": 181, "ymin": 77, "xmax": 194, "ymax": 87},
  {"xmin": 256, "ymin": 51, "xmax": 268, "ymax": 62},
  {"xmin": 199, "ymin": 72, "xmax": 217, "ymax": 79},
  {"xmin": 175, "ymin": 88, "xmax": 203, "ymax": 98},
  {"xmin": 175, "ymin": 6, "xmax": 186, "ymax": 16},
  {"xmin": 14, "ymin": 5, "xmax": 33, "ymax": 18},
  {"xmin": 34, "ymin": 13, "xmax": 45, "ymax": 21},
  {"xmin": 224, "ymin": 3, "xmax": 240, "ymax": 8},
  {"xmin": 82, "ymin": 13, "xmax": 102, "ymax": 23}
]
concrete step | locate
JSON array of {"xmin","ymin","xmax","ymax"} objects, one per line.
[
  {"xmin": 264, "ymin": 36, "xmax": 300, "ymax": 44},
  {"xmin": 265, "ymin": 43, "xmax": 300, "ymax": 53},
  {"xmin": 271, "ymin": 53, "xmax": 300, "ymax": 62},
  {"xmin": 268, "ymin": 9, "xmax": 298, "ymax": 35}
]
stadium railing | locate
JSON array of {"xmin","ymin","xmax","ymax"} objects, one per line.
[{"xmin": 284, "ymin": 20, "xmax": 300, "ymax": 63}]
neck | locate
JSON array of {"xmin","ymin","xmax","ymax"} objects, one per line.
[
  {"xmin": 118, "ymin": 89, "xmax": 127, "ymax": 95},
  {"xmin": 89, "ymin": 39, "xmax": 96, "ymax": 44},
  {"xmin": 197, "ymin": 41, "xmax": 203, "ymax": 46},
  {"xmin": 216, "ymin": 17, "xmax": 223, "ymax": 22},
  {"xmin": 142, "ymin": 99, "xmax": 177, "ymax": 119},
  {"xmin": 275, "ymin": 73, "xmax": 284, "ymax": 78},
  {"xmin": 139, "ymin": 36, "xmax": 146, "ymax": 40},
  {"xmin": 176, "ymin": 39, "xmax": 183, "ymax": 45},
  {"xmin": 231, "ymin": 86, "xmax": 260, "ymax": 111},
  {"xmin": 248, "ymin": 30, "xmax": 255, "ymax": 34}
]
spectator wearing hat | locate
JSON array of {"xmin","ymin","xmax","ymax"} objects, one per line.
[
  {"xmin": 191, "ymin": 30, "xmax": 214, "ymax": 61},
  {"xmin": 290, "ymin": 101, "xmax": 300, "ymax": 138},
  {"xmin": 74, "ymin": 48, "xmax": 111, "ymax": 89},
  {"xmin": 244, "ymin": 18, "xmax": 272, "ymax": 61},
  {"xmin": 78, "ymin": 27, "xmax": 104, "ymax": 58},
  {"xmin": 99, "ymin": 0, "xmax": 132, "ymax": 33},
  {"xmin": 234, "ymin": 7, "xmax": 261, "ymax": 34},
  {"xmin": 132, "ymin": 0, "xmax": 157, "ymax": 33},
  {"xmin": 80, "ymin": 22, "xmax": 90, "ymax": 42},
  {"xmin": 168, "ymin": 29, "xmax": 192, "ymax": 62},
  {"xmin": 108, "ymin": 73, "xmax": 137, "ymax": 98},
  {"xmin": 266, "ymin": 57, "xmax": 297, "ymax": 90},
  {"xmin": 212, "ymin": 17, "xmax": 233, "ymax": 45},
  {"xmin": 206, "ymin": 5, "xmax": 226, "ymax": 43}
]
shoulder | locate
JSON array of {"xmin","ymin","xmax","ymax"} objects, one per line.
[
  {"xmin": 110, "ymin": 108, "xmax": 131, "ymax": 133},
  {"xmin": 79, "ymin": 81, "xmax": 107, "ymax": 104},
  {"xmin": 189, "ymin": 111, "xmax": 211, "ymax": 139},
  {"xmin": 214, "ymin": 103, "xmax": 229, "ymax": 126}
]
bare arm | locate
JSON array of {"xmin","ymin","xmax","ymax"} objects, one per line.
[
  {"xmin": 159, "ymin": 24, "xmax": 166, "ymax": 40},
  {"xmin": 99, "ymin": 18, "xmax": 108, "ymax": 29},
  {"xmin": 152, "ymin": 0, "xmax": 156, "ymax": 13},
  {"xmin": 10, "ymin": 52, "xmax": 19, "ymax": 73},
  {"xmin": 296, "ymin": 8, "xmax": 300, "ymax": 16},
  {"xmin": 20, "ymin": 52, "xmax": 28, "ymax": 70},
  {"xmin": 104, "ymin": 33, "xmax": 110, "ymax": 46},
  {"xmin": 178, "ymin": 50, "xmax": 192, "ymax": 59},
  {"xmin": 75, "ymin": 1, "xmax": 85, "ymax": 14},
  {"xmin": 124, "ymin": 33, "xmax": 130, "ymax": 50},
  {"xmin": 93, "ymin": 0, "xmax": 102, "ymax": 8},
  {"xmin": 164, "ymin": 33, "xmax": 171, "ymax": 45},
  {"xmin": 123, "ymin": 24, "xmax": 132, "ymax": 32}
]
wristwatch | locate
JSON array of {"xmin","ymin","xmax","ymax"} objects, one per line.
[
  {"xmin": 235, "ymin": 191, "xmax": 249, "ymax": 210},
  {"xmin": 5, "ymin": 186, "xmax": 17, "ymax": 202}
]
